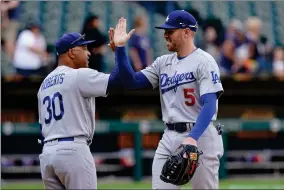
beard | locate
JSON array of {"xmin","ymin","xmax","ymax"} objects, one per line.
[{"xmin": 166, "ymin": 41, "xmax": 178, "ymax": 52}]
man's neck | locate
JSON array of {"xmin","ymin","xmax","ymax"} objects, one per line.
[
  {"xmin": 177, "ymin": 42, "xmax": 196, "ymax": 58},
  {"xmin": 58, "ymin": 58, "xmax": 76, "ymax": 69}
]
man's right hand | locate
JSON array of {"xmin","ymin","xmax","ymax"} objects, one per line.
[
  {"xmin": 113, "ymin": 17, "xmax": 135, "ymax": 47},
  {"xmin": 108, "ymin": 27, "xmax": 116, "ymax": 52}
]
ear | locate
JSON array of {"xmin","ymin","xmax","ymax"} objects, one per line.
[
  {"xmin": 184, "ymin": 28, "xmax": 191, "ymax": 36},
  {"xmin": 67, "ymin": 49, "xmax": 75, "ymax": 59}
]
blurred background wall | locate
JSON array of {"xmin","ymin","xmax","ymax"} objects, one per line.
[{"xmin": 1, "ymin": 0, "xmax": 284, "ymax": 185}]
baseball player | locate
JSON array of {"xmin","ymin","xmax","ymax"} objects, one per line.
[
  {"xmin": 37, "ymin": 31, "xmax": 120, "ymax": 189},
  {"xmin": 113, "ymin": 11, "xmax": 224, "ymax": 189}
]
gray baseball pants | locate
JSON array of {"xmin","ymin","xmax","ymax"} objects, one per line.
[
  {"xmin": 152, "ymin": 122, "xmax": 224, "ymax": 189},
  {"xmin": 39, "ymin": 137, "xmax": 97, "ymax": 189}
]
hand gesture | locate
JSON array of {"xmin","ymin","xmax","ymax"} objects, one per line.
[
  {"xmin": 113, "ymin": 17, "xmax": 135, "ymax": 47},
  {"xmin": 183, "ymin": 137, "xmax": 197, "ymax": 146},
  {"xmin": 108, "ymin": 27, "xmax": 116, "ymax": 52}
]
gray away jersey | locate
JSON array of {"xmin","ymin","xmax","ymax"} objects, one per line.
[
  {"xmin": 141, "ymin": 48, "xmax": 224, "ymax": 123},
  {"xmin": 37, "ymin": 65, "xmax": 110, "ymax": 142}
]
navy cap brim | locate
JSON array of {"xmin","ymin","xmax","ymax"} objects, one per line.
[
  {"xmin": 155, "ymin": 24, "xmax": 198, "ymax": 31},
  {"xmin": 77, "ymin": 40, "xmax": 95, "ymax": 46},
  {"xmin": 155, "ymin": 24, "xmax": 180, "ymax": 29},
  {"xmin": 56, "ymin": 40, "xmax": 96, "ymax": 55}
]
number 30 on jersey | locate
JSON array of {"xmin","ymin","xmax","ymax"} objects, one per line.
[{"xmin": 43, "ymin": 92, "xmax": 64, "ymax": 124}]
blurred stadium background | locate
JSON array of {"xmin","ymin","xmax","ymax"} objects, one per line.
[{"xmin": 1, "ymin": 1, "xmax": 284, "ymax": 189}]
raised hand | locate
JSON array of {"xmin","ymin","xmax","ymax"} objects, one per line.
[
  {"xmin": 108, "ymin": 27, "xmax": 116, "ymax": 52},
  {"xmin": 113, "ymin": 17, "xmax": 135, "ymax": 47}
]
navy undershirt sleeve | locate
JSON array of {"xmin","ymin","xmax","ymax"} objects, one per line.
[
  {"xmin": 39, "ymin": 124, "xmax": 45, "ymax": 144},
  {"xmin": 188, "ymin": 93, "xmax": 217, "ymax": 140},
  {"xmin": 116, "ymin": 46, "xmax": 152, "ymax": 89},
  {"xmin": 106, "ymin": 58, "xmax": 121, "ymax": 93}
]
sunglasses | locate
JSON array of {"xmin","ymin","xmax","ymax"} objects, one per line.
[{"xmin": 71, "ymin": 34, "xmax": 86, "ymax": 45}]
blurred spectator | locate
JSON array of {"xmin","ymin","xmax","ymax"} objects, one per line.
[
  {"xmin": 225, "ymin": 19, "xmax": 243, "ymax": 40},
  {"xmin": 185, "ymin": 8, "xmax": 204, "ymax": 46},
  {"xmin": 272, "ymin": 46, "xmax": 284, "ymax": 77},
  {"xmin": 202, "ymin": 26, "xmax": 221, "ymax": 63},
  {"xmin": 129, "ymin": 15, "xmax": 153, "ymax": 71},
  {"xmin": 245, "ymin": 17, "xmax": 262, "ymax": 43},
  {"xmin": 1, "ymin": 39, "xmax": 15, "ymax": 77},
  {"xmin": 220, "ymin": 19, "xmax": 258, "ymax": 75},
  {"xmin": 200, "ymin": 17, "xmax": 225, "ymax": 64},
  {"xmin": 1, "ymin": 1, "xmax": 21, "ymax": 59},
  {"xmin": 245, "ymin": 17, "xmax": 273, "ymax": 74},
  {"xmin": 82, "ymin": 15, "xmax": 107, "ymax": 72},
  {"xmin": 12, "ymin": 23, "xmax": 48, "ymax": 77}
]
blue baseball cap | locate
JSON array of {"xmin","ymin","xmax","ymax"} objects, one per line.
[
  {"xmin": 155, "ymin": 10, "xmax": 198, "ymax": 32},
  {"xmin": 55, "ymin": 32, "xmax": 95, "ymax": 55}
]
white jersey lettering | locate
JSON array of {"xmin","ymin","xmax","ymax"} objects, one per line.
[
  {"xmin": 37, "ymin": 65, "xmax": 110, "ymax": 142},
  {"xmin": 141, "ymin": 48, "xmax": 224, "ymax": 123}
]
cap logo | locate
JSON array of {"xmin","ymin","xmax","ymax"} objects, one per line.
[{"xmin": 166, "ymin": 16, "xmax": 169, "ymax": 22}]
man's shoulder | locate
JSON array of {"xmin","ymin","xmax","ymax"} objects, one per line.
[
  {"xmin": 195, "ymin": 48, "xmax": 214, "ymax": 59},
  {"xmin": 77, "ymin": 68, "xmax": 99, "ymax": 74},
  {"xmin": 195, "ymin": 48, "xmax": 217, "ymax": 64},
  {"xmin": 43, "ymin": 66, "xmax": 75, "ymax": 80},
  {"xmin": 157, "ymin": 53, "xmax": 176, "ymax": 63},
  {"xmin": 38, "ymin": 66, "xmax": 76, "ymax": 95},
  {"xmin": 160, "ymin": 52, "xmax": 176, "ymax": 58},
  {"xmin": 76, "ymin": 68, "xmax": 104, "ymax": 81}
]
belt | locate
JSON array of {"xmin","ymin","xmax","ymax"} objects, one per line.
[
  {"xmin": 44, "ymin": 137, "xmax": 75, "ymax": 144},
  {"xmin": 166, "ymin": 122, "xmax": 223, "ymax": 135},
  {"xmin": 40, "ymin": 136, "xmax": 92, "ymax": 145},
  {"xmin": 166, "ymin": 123, "xmax": 195, "ymax": 133}
]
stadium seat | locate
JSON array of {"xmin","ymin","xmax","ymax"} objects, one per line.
[
  {"xmin": 63, "ymin": 1, "xmax": 85, "ymax": 34},
  {"xmin": 275, "ymin": 1, "xmax": 284, "ymax": 45},
  {"xmin": 19, "ymin": 1, "xmax": 41, "ymax": 29},
  {"xmin": 188, "ymin": 1, "xmax": 209, "ymax": 19},
  {"xmin": 254, "ymin": 2, "xmax": 274, "ymax": 44},
  {"xmin": 86, "ymin": 1, "xmax": 108, "ymax": 33},
  {"xmin": 210, "ymin": 2, "xmax": 230, "ymax": 26},
  {"xmin": 41, "ymin": 2, "xmax": 63, "ymax": 44},
  {"xmin": 232, "ymin": 2, "xmax": 251, "ymax": 21}
]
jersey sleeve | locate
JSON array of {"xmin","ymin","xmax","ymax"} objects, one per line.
[
  {"xmin": 197, "ymin": 58, "xmax": 224, "ymax": 98},
  {"xmin": 140, "ymin": 57, "xmax": 160, "ymax": 88},
  {"xmin": 77, "ymin": 68, "xmax": 110, "ymax": 97}
]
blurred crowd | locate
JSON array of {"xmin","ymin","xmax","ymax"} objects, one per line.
[
  {"xmin": 1, "ymin": 1, "xmax": 51, "ymax": 79},
  {"xmin": 194, "ymin": 12, "xmax": 284, "ymax": 78},
  {"xmin": 1, "ymin": 1, "xmax": 284, "ymax": 80}
]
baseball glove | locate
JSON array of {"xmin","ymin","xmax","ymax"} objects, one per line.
[{"xmin": 160, "ymin": 144, "xmax": 202, "ymax": 186}]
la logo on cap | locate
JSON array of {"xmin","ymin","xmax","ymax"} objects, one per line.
[{"xmin": 166, "ymin": 16, "xmax": 169, "ymax": 22}]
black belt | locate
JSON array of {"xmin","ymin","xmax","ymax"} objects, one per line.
[
  {"xmin": 166, "ymin": 123, "xmax": 195, "ymax": 133},
  {"xmin": 166, "ymin": 122, "xmax": 223, "ymax": 135}
]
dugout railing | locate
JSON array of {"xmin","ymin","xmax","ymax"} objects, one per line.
[{"xmin": 2, "ymin": 119, "xmax": 284, "ymax": 181}]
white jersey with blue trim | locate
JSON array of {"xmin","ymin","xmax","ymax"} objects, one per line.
[
  {"xmin": 141, "ymin": 48, "xmax": 224, "ymax": 123},
  {"xmin": 37, "ymin": 65, "xmax": 110, "ymax": 142}
]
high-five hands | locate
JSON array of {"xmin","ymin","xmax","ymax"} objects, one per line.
[
  {"xmin": 108, "ymin": 27, "xmax": 116, "ymax": 52},
  {"xmin": 113, "ymin": 17, "xmax": 135, "ymax": 47}
]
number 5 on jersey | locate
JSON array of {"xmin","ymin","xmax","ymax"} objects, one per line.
[
  {"xmin": 183, "ymin": 88, "xmax": 196, "ymax": 106},
  {"xmin": 43, "ymin": 92, "xmax": 64, "ymax": 124}
]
